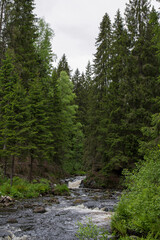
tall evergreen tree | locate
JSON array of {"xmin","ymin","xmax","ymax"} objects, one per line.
[
  {"xmin": 0, "ymin": 50, "xmax": 27, "ymax": 182},
  {"xmin": 103, "ymin": 10, "xmax": 131, "ymax": 176},
  {"xmin": 57, "ymin": 71, "xmax": 83, "ymax": 173},
  {"xmin": 84, "ymin": 13, "xmax": 112, "ymax": 171},
  {"xmin": 57, "ymin": 54, "xmax": 71, "ymax": 78},
  {"xmin": 35, "ymin": 18, "xmax": 55, "ymax": 79},
  {"xmin": 7, "ymin": 0, "xmax": 38, "ymax": 88},
  {"xmin": 26, "ymin": 78, "xmax": 52, "ymax": 181},
  {"xmin": 0, "ymin": 0, "xmax": 12, "ymax": 66}
]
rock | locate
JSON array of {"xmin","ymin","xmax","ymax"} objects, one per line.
[
  {"xmin": 0, "ymin": 230, "xmax": 12, "ymax": 238},
  {"xmin": 44, "ymin": 198, "xmax": 59, "ymax": 204},
  {"xmin": 4, "ymin": 202, "xmax": 14, "ymax": 207},
  {"xmin": 33, "ymin": 206, "xmax": 46, "ymax": 213},
  {"xmin": 73, "ymin": 199, "xmax": 85, "ymax": 205},
  {"xmin": 101, "ymin": 207, "xmax": 109, "ymax": 212},
  {"xmin": 0, "ymin": 196, "xmax": 13, "ymax": 203},
  {"xmin": 24, "ymin": 203, "xmax": 33, "ymax": 208},
  {"xmin": 7, "ymin": 218, "xmax": 18, "ymax": 224}
]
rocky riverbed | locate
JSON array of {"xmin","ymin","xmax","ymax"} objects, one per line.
[{"xmin": 0, "ymin": 176, "xmax": 120, "ymax": 240}]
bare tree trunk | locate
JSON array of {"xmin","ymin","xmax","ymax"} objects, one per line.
[
  {"xmin": 0, "ymin": 0, "xmax": 4, "ymax": 38},
  {"xmin": 3, "ymin": 157, "xmax": 7, "ymax": 176},
  {"xmin": 29, "ymin": 154, "xmax": 33, "ymax": 183},
  {"xmin": 10, "ymin": 155, "xmax": 15, "ymax": 186},
  {"xmin": 3, "ymin": 144, "xmax": 7, "ymax": 176}
]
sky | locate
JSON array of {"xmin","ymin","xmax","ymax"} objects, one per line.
[{"xmin": 34, "ymin": 0, "xmax": 159, "ymax": 73}]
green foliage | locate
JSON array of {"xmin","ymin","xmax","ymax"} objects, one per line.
[
  {"xmin": 112, "ymin": 149, "xmax": 160, "ymax": 238},
  {"xmin": 76, "ymin": 218, "xmax": 108, "ymax": 240},
  {"xmin": 0, "ymin": 176, "xmax": 51, "ymax": 199},
  {"xmin": 54, "ymin": 184, "xmax": 70, "ymax": 196}
]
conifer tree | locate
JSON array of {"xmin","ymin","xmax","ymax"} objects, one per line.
[
  {"xmin": 57, "ymin": 71, "xmax": 83, "ymax": 173},
  {"xmin": 7, "ymin": 0, "xmax": 38, "ymax": 88},
  {"xmin": 72, "ymin": 69, "xmax": 87, "ymax": 127},
  {"xmin": 57, "ymin": 54, "xmax": 71, "ymax": 78},
  {"xmin": 84, "ymin": 13, "xmax": 112, "ymax": 171},
  {"xmin": 0, "ymin": 0, "xmax": 12, "ymax": 65},
  {"xmin": 0, "ymin": 50, "xmax": 27, "ymax": 183},
  {"xmin": 103, "ymin": 10, "xmax": 130, "ymax": 175},
  {"xmin": 26, "ymin": 78, "xmax": 52, "ymax": 181},
  {"xmin": 35, "ymin": 18, "xmax": 55, "ymax": 79}
]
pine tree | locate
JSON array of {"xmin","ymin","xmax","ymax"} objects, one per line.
[
  {"xmin": 57, "ymin": 71, "xmax": 83, "ymax": 173},
  {"xmin": 35, "ymin": 18, "xmax": 55, "ymax": 79},
  {"xmin": 72, "ymin": 69, "xmax": 87, "ymax": 127},
  {"xmin": 7, "ymin": 0, "xmax": 38, "ymax": 88},
  {"xmin": 0, "ymin": 50, "xmax": 28, "ymax": 183},
  {"xmin": 84, "ymin": 13, "xmax": 112, "ymax": 172},
  {"xmin": 103, "ymin": 10, "xmax": 131, "ymax": 176},
  {"xmin": 57, "ymin": 54, "xmax": 71, "ymax": 78},
  {"xmin": 0, "ymin": 0, "xmax": 12, "ymax": 66},
  {"xmin": 26, "ymin": 78, "xmax": 52, "ymax": 181}
]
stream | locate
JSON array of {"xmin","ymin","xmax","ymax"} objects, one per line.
[{"xmin": 0, "ymin": 176, "xmax": 120, "ymax": 240}]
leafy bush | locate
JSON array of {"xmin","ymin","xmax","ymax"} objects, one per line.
[
  {"xmin": 111, "ymin": 149, "xmax": 160, "ymax": 239},
  {"xmin": 76, "ymin": 218, "xmax": 108, "ymax": 240},
  {"xmin": 0, "ymin": 176, "xmax": 51, "ymax": 199},
  {"xmin": 54, "ymin": 184, "xmax": 70, "ymax": 195}
]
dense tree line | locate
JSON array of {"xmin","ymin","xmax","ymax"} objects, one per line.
[
  {"xmin": 72, "ymin": 0, "xmax": 160, "ymax": 187},
  {"xmin": 0, "ymin": 0, "xmax": 159, "ymax": 187}
]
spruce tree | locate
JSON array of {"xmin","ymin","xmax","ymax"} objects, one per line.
[
  {"xmin": 0, "ymin": 0, "xmax": 12, "ymax": 66},
  {"xmin": 0, "ymin": 50, "xmax": 28, "ymax": 183},
  {"xmin": 26, "ymin": 78, "xmax": 52, "ymax": 181},
  {"xmin": 72, "ymin": 69, "xmax": 87, "ymax": 128},
  {"xmin": 103, "ymin": 10, "xmax": 130, "ymax": 176},
  {"xmin": 7, "ymin": 0, "xmax": 38, "ymax": 88},
  {"xmin": 35, "ymin": 18, "xmax": 55, "ymax": 79},
  {"xmin": 57, "ymin": 54, "xmax": 71, "ymax": 78},
  {"xmin": 84, "ymin": 13, "xmax": 112, "ymax": 172},
  {"xmin": 57, "ymin": 71, "xmax": 83, "ymax": 173}
]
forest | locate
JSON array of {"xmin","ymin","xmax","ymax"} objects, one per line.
[{"xmin": 0, "ymin": 0, "xmax": 160, "ymax": 238}]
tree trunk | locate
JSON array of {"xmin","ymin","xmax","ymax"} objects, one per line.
[
  {"xmin": 10, "ymin": 155, "xmax": 15, "ymax": 186},
  {"xmin": 3, "ymin": 143, "xmax": 7, "ymax": 176},
  {"xmin": 29, "ymin": 154, "xmax": 33, "ymax": 183},
  {"xmin": 0, "ymin": 0, "xmax": 5, "ymax": 39},
  {"xmin": 3, "ymin": 157, "xmax": 7, "ymax": 176}
]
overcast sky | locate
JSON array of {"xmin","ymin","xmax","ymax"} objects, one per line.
[{"xmin": 34, "ymin": 0, "xmax": 159, "ymax": 73}]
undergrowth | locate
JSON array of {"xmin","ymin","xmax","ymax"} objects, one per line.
[
  {"xmin": 0, "ymin": 176, "xmax": 51, "ymax": 199},
  {"xmin": 111, "ymin": 149, "xmax": 160, "ymax": 239},
  {"xmin": 54, "ymin": 184, "xmax": 70, "ymax": 196},
  {"xmin": 76, "ymin": 218, "xmax": 108, "ymax": 240}
]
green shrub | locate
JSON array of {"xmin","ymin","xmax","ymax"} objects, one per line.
[
  {"xmin": 76, "ymin": 218, "xmax": 108, "ymax": 240},
  {"xmin": 0, "ymin": 182, "xmax": 11, "ymax": 195},
  {"xmin": 112, "ymin": 149, "xmax": 160, "ymax": 238},
  {"xmin": 54, "ymin": 184, "xmax": 70, "ymax": 195},
  {"xmin": 0, "ymin": 176, "xmax": 51, "ymax": 199}
]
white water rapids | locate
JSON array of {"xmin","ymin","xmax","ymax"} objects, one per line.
[{"xmin": 68, "ymin": 176, "xmax": 86, "ymax": 189}]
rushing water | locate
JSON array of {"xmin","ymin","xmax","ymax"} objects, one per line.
[{"xmin": 0, "ymin": 176, "xmax": 120, "ymax": 240}]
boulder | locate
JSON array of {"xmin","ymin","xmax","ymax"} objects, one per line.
[
  {"xmin": 0, "ymin": 230, "xmax": 12, "ymax": 238},
  {"xmin": 33, "ymin": 206, "xmax": 46, "ymax": 213},
  {"xmin": 7, "ymin": 218, "xmax": 18, "ymax": 224}
]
